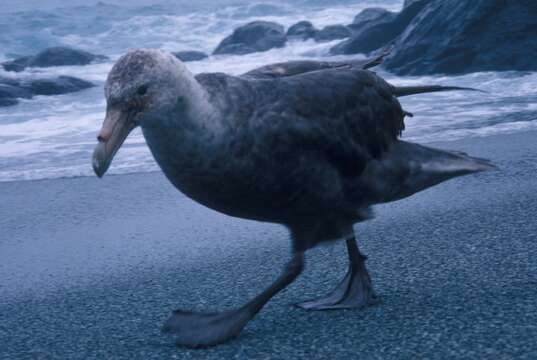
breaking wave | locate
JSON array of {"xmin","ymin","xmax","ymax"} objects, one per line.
[{"xmin": 0, "ymin": 0, "xmax": 536, "ymax": 182}]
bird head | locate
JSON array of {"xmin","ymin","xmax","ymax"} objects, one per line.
[{"xmin": 92, "ymin": 49, "xmax": 192, "ymax": 178}]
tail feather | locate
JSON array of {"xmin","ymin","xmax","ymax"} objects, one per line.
[
  {"xmin": 392, "ymin": 85, "xmax": 485, "ymax": 97},
  {"xmin": 366, "ymin": 141, "xmax": 496, "ymax": 204}
]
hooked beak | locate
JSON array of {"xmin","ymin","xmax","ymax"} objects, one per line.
[{"xmin": 92, "ymin": 107, "xmax": 136, "ymax": 178}]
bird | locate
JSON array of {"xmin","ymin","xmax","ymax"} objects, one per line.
[{"xmin": 92, "ymin": 49, "xmax": 494, "ymax": 348}]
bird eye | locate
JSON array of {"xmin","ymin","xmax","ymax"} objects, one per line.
[{"xmin": 137, "ymin": 85, "xmax": 148, "ymax": 96}]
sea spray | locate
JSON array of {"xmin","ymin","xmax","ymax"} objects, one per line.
[{"xmin": 0, "ymin": 0, "xmax": 536, "ymax": 182}]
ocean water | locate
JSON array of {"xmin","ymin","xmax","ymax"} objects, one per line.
[{"xmin": 0, "ymin": 0, "xmax": 536, "ymax": 182}]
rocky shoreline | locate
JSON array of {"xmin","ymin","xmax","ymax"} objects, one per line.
[
  {"xmin": 2, "ymin": 0, "xmax": 535, "ymax": 107},
  {"xmin": 210, "ymin": 0, "xmax": 536, "ymax": 74}
]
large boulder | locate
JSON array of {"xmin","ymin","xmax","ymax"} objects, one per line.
[
  {"xmin": 385, "ymin": 0, "xmax": 537, "ymax": 75},
  {"xmin": 330, "ymin": 0, "xmax": 429, "ymax": 55},
  {"xmin": 1, "ymin": 57, "xmax": 31, "ymax": 72},
  {"xmin": 0, "ymin": 78, "xmax": 28, "ymax": 107},
  {"xmin": 25, "ymin": 76, "xmax": 94, "ymax": 96},
  {"xmin": 28, "ymin": 47, "xmax": 108, "ymax": 68},
  {"xmin": 349, "ymin": 7, "xmax": 396, "ymax": 31},
  {"xmin": 172, "ymin": 51, "xmax": 208, "ymax": 62},
  {"xmin": 1, "ymin": 47, "xmax": 109, "ymax": 72},
  {"xmin": 0, "ymin": 76, "xmax": 20, "ymax": 87},
  {"xmin": 0, "ymin": 83, "xmax": 32, "ymax": 99},
  {"xmin": 0, "ymin": 75, "xmax": 95, "ymax": 107},
  {"xmin": 213, "ymin": 21, "xmax": 287, "ymax": 55},
  {"xmin": 314, "ymin": 25, "xmax": 352, "ymax": 42},
  {"xmin": 286, "ymin": 21, "xmax": 318, "ymax": 41},
  {"xmin": 0, "ymin": 98, "xmax": 19, "ymax": 107},
  {"xmin": 0, "ymin": 82, "xmax": 29, "ymax": 107}
]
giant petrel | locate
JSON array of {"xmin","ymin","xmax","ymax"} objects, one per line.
[{"xmin": 92, "ymin": 49, "xmax": 494, "ymax": 348}]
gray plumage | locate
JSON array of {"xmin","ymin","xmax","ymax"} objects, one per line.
[
  {"xmin": 133, "ymin": 51, "xmax": 488, "ymax": 248},
  {"xmin": 190, "ymin": 66, "xmax": 404, "ymax": 233},
  {"xmin": 95, "ymin": 49, "xmax": 494, "ymax": 347}
]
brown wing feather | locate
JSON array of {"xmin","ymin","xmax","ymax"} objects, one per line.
[
  {"xmin": 242, "ymin": 53, "xmax": 387, "ymax": 79},
  {"xmin": 196, "ymin": 67, "xmax": 404, "ymax": 178},
  {"xmin": 253, "ymin": 68, "xmax": 405, "ymax": 177}
]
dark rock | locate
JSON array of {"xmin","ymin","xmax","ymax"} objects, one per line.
[
  {"xmin": 29, "ymin": 47, "xmax": 108, "ymax": 67},
  {"xmin": 24, "ymin": 76, "xmax": 95, "ymax": 96},
  {"xmin": 0, "ymin": 98, "xmax": 19, "ymax": 107},
  {"xmin": 331, "ymin": 0, "xmax": 428, "ymax": 55},
  {"xmin": 314, "ymin": 25, "xmax": 352, "ymax": 42},
  {"xmin": 1, "ymin": 47, "xmax": 109, "ymax": 72},
  {"xmin": 215, "ymin": 44, "xmax": 256, "ymax": 55},
  {"xmin": 213, "ymin": 21, "xmax": 287, "ymax": 55},
  {"xmin": 29, "ymin": 47, "xmax": 108, "ymax": 68},
  {"xmin": 385, "ymin": 0, "xmax": 537, "ymax": 75},
  {"xmin": 347, "ymin": 8, "xmax": 397, "ymax": 35},
  {"xmin": 0, "ymin": 75, "xmax": 95, "ymax": 107},
  {"xmin": 172, "ymin": 51, "xmax": 208, "ymax": 62},
  {"xmin": 0, "ymin": 83, "xmax": 32, "ymax": 99},
  {"xmin": 0, "ymin": 85, "xmax": 21, "ymax": 107},
  {"xmin": 351, "ymin": 7, "xmax": 395, "ymax": 27},
  {"xmin": 1, "ymin": 57, "xmax": 32, "ymax": 72},
  {"xmin": 0, "ymin": 78, "xmax": 29, "ymax": 107},
  {"xmin": 286, "ymin": 21, "xmax": 318, "ymax": 41},
  {"xmin": 0, "ymin": 76, "xmax": 20, "ymax": 87}
]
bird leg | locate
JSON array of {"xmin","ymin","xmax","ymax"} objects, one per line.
[
  {"xmin": 296, "ymin": 234, "xmax": 380, "ymax": 310},
  {"xmin": 162, "ymin": 252, "xmax": 304, "ymax": 348}
]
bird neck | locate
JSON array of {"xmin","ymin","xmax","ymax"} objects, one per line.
[{"xmin": 141, "ymin": 78, "xmax": 220, "ymax": 176}]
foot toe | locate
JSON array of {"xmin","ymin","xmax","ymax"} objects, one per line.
[
  {"xmin": 295, "ymin": 298, "xmax": 345, "ymax": 310},
  {"xmin": 162, "ymin": 309, "xmax": 251, "ymax": 348},
  {"xmin": 295, "ymin": 294, "xmax": 381, "ymax": 311}
]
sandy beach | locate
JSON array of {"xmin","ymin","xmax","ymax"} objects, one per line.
[{"xmin": 1, "ymin": 130, "xmax": 536, "ymax": 359}]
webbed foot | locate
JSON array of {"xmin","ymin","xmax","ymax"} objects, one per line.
[
  {"xmin": 296, "ymin": 266, "xmax": 380, "ymax": 310},
  {"xmin": 161, "ymin": 252, "xmax": 304, "ymax": 348},
  {"xmin": 297, "ymin": 235, "xmax": 380, "ymax": 310},
  {"xmin": 162, "ymin": 308, "xmax": 251, "ymax": 348}
]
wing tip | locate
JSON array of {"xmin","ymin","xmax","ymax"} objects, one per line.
[
  {"xmin": 393, "ymin": 85, "xmax": 486, "ymax": 97},
  {"xmin": 363, "ymin": 47, "xmax": 392, "ymax": 70}
]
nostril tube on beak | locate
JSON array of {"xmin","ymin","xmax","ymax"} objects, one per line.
[{"xmin": 97, "ymin": 128, "xmax": 111, "ymax": 142}]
